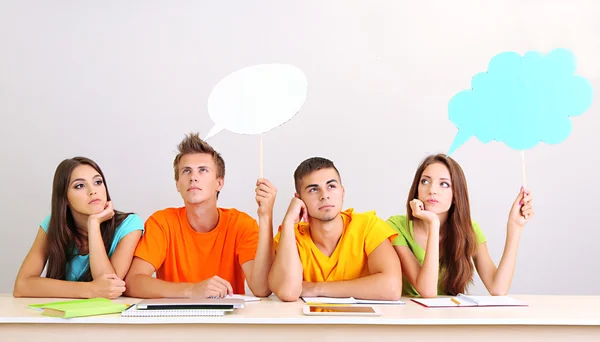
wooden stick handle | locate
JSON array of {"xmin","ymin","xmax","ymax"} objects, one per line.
[
  {"xmin": 259, "ymin": 134, "xmax": 263, "ymax": 179},
  {"xmin": 521, "ymin": 150, "xmax": 527, "ymax": 189}
]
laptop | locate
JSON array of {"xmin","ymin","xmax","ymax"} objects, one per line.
[{"xmin": 136, "ymin": 297, "xmax": 245, "ymax": 310}]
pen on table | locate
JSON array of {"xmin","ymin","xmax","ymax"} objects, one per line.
[
  {"xmin": 124, "ymin": 303, "xmax": 135, "ymax": 311},
  {"xmin": 450, "ymin": 297, "xmax": 461, "ymax": 306}
]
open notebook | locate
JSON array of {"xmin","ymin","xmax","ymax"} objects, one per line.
[
  {"xmin": 302, "ymin": 296, "xmax": 405, "ymax": 305},
  {"xmin": 29, "ymin": 298, "xmax": 129, "ymax": 318},
  {"xmin": 412, "ymin": 294, "xmax": 527, "ymax": 308}
]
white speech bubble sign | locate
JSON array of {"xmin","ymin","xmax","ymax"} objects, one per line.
[{"xmin": 205, "ymin": 64, "xmax": 308, "ymax": 140}]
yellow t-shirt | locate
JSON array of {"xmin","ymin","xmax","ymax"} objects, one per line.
[{"xmin": 274, "ymin": 208, "xmax": 398, "ymax": 282}]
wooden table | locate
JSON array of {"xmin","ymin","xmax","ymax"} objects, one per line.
[{"xmin": 1, "ymin": 294, "xmax": 599, "ymax": 341}]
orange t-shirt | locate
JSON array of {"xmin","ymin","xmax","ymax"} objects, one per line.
[
  {"xmin": 273, "ymin": 208, "xmax": 398, "ymax": 282},
  {"xmin": 134, "ymin": 207, "xmax": 258, "ymax": 294}
]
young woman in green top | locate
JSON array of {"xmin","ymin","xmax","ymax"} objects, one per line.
[{"xmin": 386, "ymin": 154, "xmax": 534, "ymax": 297}]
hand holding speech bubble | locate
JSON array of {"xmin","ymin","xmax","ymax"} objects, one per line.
[
  {"xmin": 447, "ymin": 48, "xmax": 593, "ymax": 186},
  {"xmin": 206, "ymin": 63, "xmax": 308, "ymax": 177}
]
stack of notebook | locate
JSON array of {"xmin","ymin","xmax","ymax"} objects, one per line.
[
  {"xmin": 121, "ymin": 295, "xmax": 258, "ymax": 317},
  {"xmin": 29, "ymin": 298, "xmax": 130, "ymax": 318}
]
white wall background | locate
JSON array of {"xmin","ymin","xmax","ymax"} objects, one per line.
[{"xmin": 1, "ymin": 0, "xmax": 598, "ymax": 295}]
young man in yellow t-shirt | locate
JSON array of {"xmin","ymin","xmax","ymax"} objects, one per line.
[{"xmin": 268, "ymin": 157, "xmax": 402, "ymax": 302}]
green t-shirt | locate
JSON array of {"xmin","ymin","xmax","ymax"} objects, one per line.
[{"xmin": 386, "ymin": 215, "xmax": 486, "ymax": 297}]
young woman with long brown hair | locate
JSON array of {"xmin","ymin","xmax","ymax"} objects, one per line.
[
  {"xmin": 13, "ymin": 157, "xmax": 144, "ymax": 299},
  {"xmin": 386, "ymin": 154, "xmax": 534, "ymax": 297}
]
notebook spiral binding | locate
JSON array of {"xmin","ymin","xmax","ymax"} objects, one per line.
[{"xmin": 121, "ymin": 306, "xmax": 226, "ymax": 317}]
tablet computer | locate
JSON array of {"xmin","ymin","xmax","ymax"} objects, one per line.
[{"xmin": 302, "ymin": 304, "xmax": 382, "ymax": 316}]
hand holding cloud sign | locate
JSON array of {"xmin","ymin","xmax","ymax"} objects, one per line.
[
  {"xmin": 206, "ymin": 64, "xmax": 308, "ymax": 177},
  {"xmin": 447, "ymin": 48, "xmax": 593, "ymax": 185}
]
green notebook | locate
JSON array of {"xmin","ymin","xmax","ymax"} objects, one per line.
[{"xmin": 28, "ymin": 298, "xmax": 129, "ymax": 318}]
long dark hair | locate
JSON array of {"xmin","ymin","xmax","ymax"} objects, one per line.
[
  {"xmin": 45, "ymin": 157, "xmax": 130, "ymax": 282},
  {"xmin": 406, "ymin": 154, "xmax": 477, "ymax": 295}
]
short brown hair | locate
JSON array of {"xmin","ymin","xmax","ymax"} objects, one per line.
[
  {"xmin": 173, "ymin": 133, "xmax": 225, "ymax": 181},
  {"xmin": 293, "ymin": 157, "xmax": 341, "ymax": 193}
]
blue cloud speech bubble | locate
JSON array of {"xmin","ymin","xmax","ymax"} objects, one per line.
[{"xmin": 447, "ymin": 48, "xmax": 593, "ymax": 156}]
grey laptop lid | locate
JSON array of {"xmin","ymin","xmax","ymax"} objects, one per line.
[{"xmin": 136, "ymin": 297, "xmax": 245, "ymax": 310}]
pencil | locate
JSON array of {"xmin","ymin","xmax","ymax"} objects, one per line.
[{"xmin": 450, "ymin": 297, "xmax": 461, "ymax": 306}]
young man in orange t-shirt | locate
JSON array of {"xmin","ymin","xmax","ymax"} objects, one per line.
[
  {"xmin": 125, "ymin": 133, "xmax": 276, "ymax": 298},
  {"xmin": 268, "ymin": 157, "xmax": 402, "ymax": 302}
]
